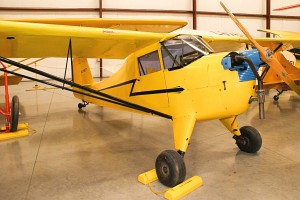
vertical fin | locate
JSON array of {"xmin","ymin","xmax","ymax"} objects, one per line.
[
  {"xmin": 72, "ymin": 58, "xmax": 96, "ymax": 100},
  {"xmin": 72, "ymin": 58, "xmax": 95, "ymax": 86}
]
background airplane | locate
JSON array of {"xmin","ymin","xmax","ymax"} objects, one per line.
[{"xmin": 273, "ymin": 4, "xmax": 300, "ymax": 11}]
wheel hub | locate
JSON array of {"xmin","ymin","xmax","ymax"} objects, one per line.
[
  {"xmin": 240, "ymin": 136, "xmax": 248, "ymax": 146},
  {"xmin": 161, "ymin": 162, "xmax": 170, "ymax": 177},
  {"xmin": 234, "ymin": 135, "xmax": 249, "ymax": 146}
]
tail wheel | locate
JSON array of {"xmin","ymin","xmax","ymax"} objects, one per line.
[
  {"xmin": 155, "ymin": 150, "xmax": 186, "ymax": 187},
  {"xmin": 10, "ymin": 95, "xmax": 19, "ymax": 132},
  {"xmin": 273, "ymin": 95, "xmax": 279, "ymax": 101},
  {"xmin": 78, "ymin": 103, "xmax": 84, "ymax": 109},
  {"xmin": 78, "ymin": 101, "xmax": 89, "ymax": 109},
  {"xmin": 234, "ymin": 126, "xmax": 262, "ymax": 153}
]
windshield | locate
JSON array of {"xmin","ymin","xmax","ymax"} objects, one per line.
[{"xmin": 161, "ymin": 34, "xmax": 214, "ymax": 69}]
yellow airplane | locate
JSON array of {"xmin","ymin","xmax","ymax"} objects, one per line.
[{"xmin": 0, "ymin": 3, "xmax": 299, "ymax": 188}]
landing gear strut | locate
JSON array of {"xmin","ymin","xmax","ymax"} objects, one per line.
[
  {"xmin": 155, "ymin": 150, "xmax": 186, "ymax": 187},
  {"xmin": 273, "ymin": 89, "xmax": 285, "ymax": 102},
  {"xmin": 78, "ymin": 101, "xmax": 89, "ymax": 109}
]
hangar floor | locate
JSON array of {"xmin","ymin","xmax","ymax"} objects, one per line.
[{"xmin": 0, "ymin": 81, "xmax": 299, "ymax": 200}]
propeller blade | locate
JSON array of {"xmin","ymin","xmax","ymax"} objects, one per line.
[{"xmin": 219, "ymin": 1, "xmax": 266, "ymax": 58}]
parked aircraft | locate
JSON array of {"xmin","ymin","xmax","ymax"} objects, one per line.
[
  {"xmin": 0, "ymin": 2, "xmax": 299, "ymax": 187},
  {"xmin": 273, "ymin": 4, "xmax": 300, "ymax": 11}
]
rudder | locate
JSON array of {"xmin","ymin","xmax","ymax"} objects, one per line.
[
  {"xmin": 72, "ymin": 58, "xmax": 96, "ymax": 99},
  {"xmin": 72, "ymin": 58, "xmax": 95, "ymax": 85}
]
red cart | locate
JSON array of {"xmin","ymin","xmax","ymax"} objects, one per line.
[{"xmin": 0, "ymin": 61, "xmax": 19, "ymax": 133}]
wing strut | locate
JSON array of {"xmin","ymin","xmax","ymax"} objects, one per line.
[
  {"xmin": 0, "ymin": 57, "xmax": 172, "ymax": 119},
  {"xmin": 63, "ymin": 39, "xmax": 73, "ymax": 89}
]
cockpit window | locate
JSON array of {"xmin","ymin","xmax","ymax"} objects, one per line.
[
  {"xmin": 138, "ymin": 51, "xmax": 161, "ymax": 76},
  {"xmin": 161, "ymin": 35, "xmax": 214, "ymax": 70}
]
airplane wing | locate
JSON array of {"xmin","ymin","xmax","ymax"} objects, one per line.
[
  {"xmin": 0, "ymin": 20, "xmax": 177, "ymax": 58},
  {"xmin": 202, "ymin": 35, "xmax": 300, "ymax": 52},
  {"xmin": 258, "ymin": 29, "xmax": 300, "ymax": 38},
  {"xmin": 257, "ymin": 30, "xmax": 300, "ymax": 66},
  {"xmin": 263, "ymin": 75, "xmax": 300, "ymax": 91},
  {"xmin": 1, "ymin": 18, "xmax": 187, "ymax": 33}
]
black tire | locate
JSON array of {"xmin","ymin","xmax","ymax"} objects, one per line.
[
  {"xmin": 235, "ymin": 126, "xmax": 262, "ymax": 153},
  {"xmin": 10, "ymin": 95, "xmax": 19, "ymax": 132},
  {"xmin": 155, "ymin": 150, "xmax": 186, "ymax": 187},
  {"xmin": 78, "ymin": 103, "xmax": 83, "ymax": 109},
  {"xmin": 273, "ymin": 95, "xmax": 279, "ymax": 101}
]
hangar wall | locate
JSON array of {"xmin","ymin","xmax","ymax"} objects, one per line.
[{"xmin": 0, "ymin": 0, "xmax": 299, "ymax": 79}]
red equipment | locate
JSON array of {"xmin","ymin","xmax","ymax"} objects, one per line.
[{"xmin": 0, "ymin": 61, "xmax": 19, "ymax": 133}]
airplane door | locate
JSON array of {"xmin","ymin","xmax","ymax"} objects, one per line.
[{"xmin": 132, "ymin": 50, "xmax": 169, "ymax": 109}]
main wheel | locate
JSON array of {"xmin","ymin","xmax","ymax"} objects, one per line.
[
  {"xmin": 155, "ymin": 150, "xmax": 186, "ymax": 187},
  {"xmin": 234, "ymin": 126, "xmax": 262, "ymax": 153},
  {"xmin": 10, "ymin": 95, "xmax": 19, "ymax": 132}
]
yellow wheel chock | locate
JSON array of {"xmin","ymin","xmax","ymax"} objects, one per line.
[
  {"xmin": 0, "ymin": 123, "xmax": 29, "ymax": 141},
  {"xmin": 138, "ymin": 169, "xmax": 203, "ymax": 200}
]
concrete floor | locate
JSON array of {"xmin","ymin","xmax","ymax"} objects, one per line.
[{"xmin": 0, "ymin": 81, "xmax": 300, "ymax": 200}]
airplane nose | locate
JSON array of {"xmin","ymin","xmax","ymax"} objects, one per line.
[
  {"xmin": 221, "ymin": 49, "xmax": 264, "ymax": 82},
  {"xmin": 221, "ymin": 49, "xmax": 266, "ymax": 119}
]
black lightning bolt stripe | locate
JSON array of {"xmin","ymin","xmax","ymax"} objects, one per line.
[{"xmin": 99, "ymin": 79, "xmax": 184, "ymax": 96}]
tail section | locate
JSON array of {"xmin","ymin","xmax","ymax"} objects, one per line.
[
  {"xmin": 72, "ymin": 58, "xmax": 95, "ymax": 85},
  {"xmin": 72, "ymin": 58, "xmax": 96, "ymax": 100}
]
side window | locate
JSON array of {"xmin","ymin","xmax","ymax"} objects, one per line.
[{"xmin": 138, "ymin": 51, "xmax": 161, "ymax": 76}]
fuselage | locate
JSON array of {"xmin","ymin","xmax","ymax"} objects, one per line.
[{"xmin": 77, "ymin": 34, "xmax": 258, "ymax": 121}]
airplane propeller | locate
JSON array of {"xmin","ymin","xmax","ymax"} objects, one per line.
[{"xmin": 220, "ymin": 1, "xmax": 300, "ymax": 118}]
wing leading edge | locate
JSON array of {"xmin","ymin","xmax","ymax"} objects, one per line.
[
  {"xmin": 258, "ymin": 29, "xmax": 300, "ymax": 38},
  {"xmin": 202, "ymin": 35, "xmax": 300, "ymax": 52},
  {"xmin": 1, "ymin": 18, "xmax": 187, "ymax": 33}
]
